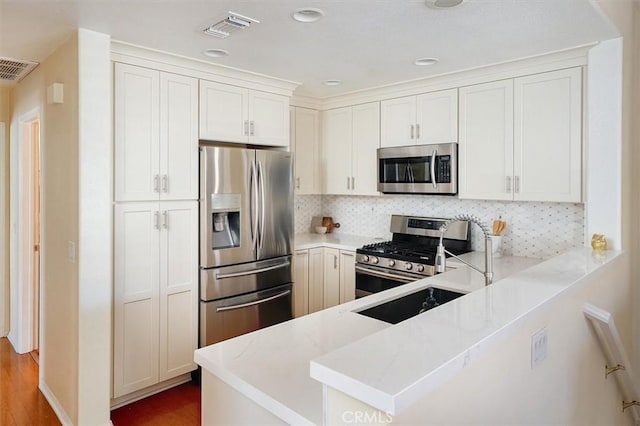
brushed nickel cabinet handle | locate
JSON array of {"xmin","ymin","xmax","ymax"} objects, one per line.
[
  {"xmin": 506, "ymin": 176, "xmax": 512, "ymax": 193},
  {"xmin": 416, "ymin": 123, "xmax": 421, "ymax": 139},
  {"xmin": 153, "ymin": 175, "xmax": 159, "ymax": 193},
  {"xmin": 410, "ymin": 124, "xmax": 415, "ymax": 139},
  {"xmin": 515, "ymin": 176, "xmax": 520, "ymax": 193}
]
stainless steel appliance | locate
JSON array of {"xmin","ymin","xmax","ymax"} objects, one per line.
[
  {"xmin": 355, "ymin": 215, "xmax": 471, "ymax": 298},
  {"xmin": 377, "ymin": 143, "xmax": 458, "ymax": 195},
  {"xmin": 199, "ymin": 145, "xmax": 294, "ymax": 347}
]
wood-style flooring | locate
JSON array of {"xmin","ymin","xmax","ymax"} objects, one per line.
[
  {"xmin": 0, "ymin": 337, "xmax": 60, "ymax": 425},
  {"xmin": 111, "ymin": 381, "xmax": 201, "ymax": 426},
  {"xmin": 1, "ymin": 337, "xmax": 201, "ymax": 426}
]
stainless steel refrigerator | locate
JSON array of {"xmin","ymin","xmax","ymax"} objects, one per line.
[{"xmin": 199, "ymin": 145, "xmax": 294, "ymax": 347}]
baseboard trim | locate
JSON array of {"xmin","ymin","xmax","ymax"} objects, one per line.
[
  {"xmin": 110, "ymin": 373, "xmax": 193, "ymax": 410},
  {"xmin": 40, "ymin": 381, "xmax": 73, "ymax": 426}
]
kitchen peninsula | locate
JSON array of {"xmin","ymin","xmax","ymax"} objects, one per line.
[{"xmin": 194, "ymin": 247, "xmax": 625, "ymax": 424}]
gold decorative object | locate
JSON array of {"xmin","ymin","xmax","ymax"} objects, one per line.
[{"xmin": 591, "ymin": 234, "xmax": 608, "ymax": 251}]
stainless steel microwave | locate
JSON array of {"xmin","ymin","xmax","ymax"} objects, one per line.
[{"xmin": 377, "ymin": 143, "xmax": 458, "ymax": 195}]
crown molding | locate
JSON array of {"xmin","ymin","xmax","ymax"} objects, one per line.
[{"xmin": 111, "ymin": 40, "xmax": 300, "ymax": 96}]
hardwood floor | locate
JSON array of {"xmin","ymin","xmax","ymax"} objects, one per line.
[
  {"xmin": 0, "ymin": 337, "xmax": 60, "ymax": 425},
  {"xmin": 1, "ymin": 337, "xmax": 201, "ymax": 425},
  {"xmin": 111, "ymin": 380, "xmax": 201, "ymax": 426}
]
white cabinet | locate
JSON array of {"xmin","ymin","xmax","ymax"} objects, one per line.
[
  {"xmin": 513, "ymin": 68, "xmax": 582, "ymax": 202},
  {"xmin": 290, "ymin": 107, "xmax": 321, "ymax": 194},
  {"xmin": 380, "ymin": 89, "xmax": 458, "ymax": 148},
  {"xmin": 113, "ymin": 201, "xmax": 198, "ymax": 398},
  {"xmin": 323, "ymin": 248, "xmax": 341, "ymax": 309},
  {"xmin": 459, "ymin": 68, "xmax": 582, "ymax": 202},
  {"xmin": 115, "ymin": 63, "xmax": 198, "ymax": 202},
  {"xmin": 293, "ymin": 247, "xmax": 356, "ymax": 315},
  {"xmin": 199, "ymin": 80, "xmax": 290, "ymax": 147},
  {"xmin": 323, "ymin": 102, "xmax": 380, "ymax": 195}
]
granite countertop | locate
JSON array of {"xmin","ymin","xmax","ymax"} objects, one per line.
[{"xmin": 193, "ymin": 238, "xmax": 571, "ymax": 424}]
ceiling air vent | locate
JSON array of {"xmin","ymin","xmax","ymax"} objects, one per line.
[
  {"xmin": 0, "ymin": 57, "xmax": 39, "ymax": 83},
  {"xmin": 203, "ymin": 11, "xmax": 260, "ymax": 38}
]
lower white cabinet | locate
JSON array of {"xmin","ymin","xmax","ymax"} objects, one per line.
[
  {"xmin": 293, "ymin": 247, "xmax": 356, "ymax": 316},
  {"xmin": 113, "ymin": 200, "xmax": 198, "ymax": 398}
]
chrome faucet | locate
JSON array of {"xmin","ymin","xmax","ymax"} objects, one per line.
[{"xmin": 435, "ymin": 214, "xmax": 494, "ymax": 285}]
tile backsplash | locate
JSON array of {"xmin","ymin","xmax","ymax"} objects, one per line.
[{"xmin": 295, "ymin": 194, "xmax": 585, "ymax": 259}]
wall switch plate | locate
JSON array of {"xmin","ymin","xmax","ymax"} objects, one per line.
[
  {"xmin": 67, "ymin": 241, "xmax": 76, "ymax": 263},
  {"xmin": 531, "ymin": 328, "xmax": 548, "ymax": 369}
]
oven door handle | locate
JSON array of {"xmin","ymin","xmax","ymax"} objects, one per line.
[
  {"xmin": 355, "ymin": 265, "xmax": 417, "ymax": 283},
  {"xmin": 216, "ymin": 289, "xmax": 291, "ymax": 312}
]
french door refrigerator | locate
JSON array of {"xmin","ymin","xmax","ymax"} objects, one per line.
[{"xmin": 199, "ymin": 145, "xmax": 294, "ymax": 347}]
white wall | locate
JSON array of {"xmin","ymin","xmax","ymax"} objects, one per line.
[
  {"xmin": 0, "ymin": 87, "xmax": 10, "ymax": 337},
  {"xmin": 76, "ymin": 28, "xmax": 112, "ymax": 425}
]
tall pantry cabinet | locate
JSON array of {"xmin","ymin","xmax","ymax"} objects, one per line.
[{"xmin": 113, "ymin": 63, "xmax": 198, "ymax": 399}]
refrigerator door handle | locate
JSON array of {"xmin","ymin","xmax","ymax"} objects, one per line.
[
  {"xmin": 250, "ymin": 159, "xmax": 259, "ymax": 250},
  {"xmin": 257, "ymin": 159, "xmax": 266, "ymax": 250},
  {"xmin": 215, "ymin": 260, "xmax": 291, "ymax": 279},
  {"xmin": 215, "ymin": 289, "xmax": 291, "ymax": 312}
]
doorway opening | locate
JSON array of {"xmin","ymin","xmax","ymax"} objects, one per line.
[{"xmin": 8, "ymin": 110, "xmax": 41, "ymax": 358}]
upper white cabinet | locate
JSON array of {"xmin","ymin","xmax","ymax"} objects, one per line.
[
  {"xmin": 380, "ymin": 88, "xmax": 458, "ymax": 147},
  {"xmin": 290, "ymin": 107, "xmax": 321, "ymax": 194},
  {"xmin": 513, "ymin": 68, "xmax": 582, "ymax": 202},
  {"xmin": 459, "ymin": 67, "xmax": 582, "ymax": 202},
  {"xmin": 115, "ymin": 63, "xmax": 198, "ymax": 202},
  {"xmin": 323, "ymin": 102, "xmax": 380, "ymax": 195},
  {"xmin": 200, "ymin": 80, "xmax": 290, "ymax": 147}
]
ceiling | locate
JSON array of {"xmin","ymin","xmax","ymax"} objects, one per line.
[{"xmin": 0, "ymin": 0, "xmax": 619, "ymax": 98}]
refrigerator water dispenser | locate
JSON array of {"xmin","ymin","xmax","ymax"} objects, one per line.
[{"xmin": 211, "ymin": 193, "xmax": 240, "ymax": 249}]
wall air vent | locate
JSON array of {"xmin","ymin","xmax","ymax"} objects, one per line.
[
  {"xmin": 203, "ymin": 11, "xmax": 260, "ymax": 38},
  {"xmin": 0, "ymin": 57, "xmax": 39, "ymax": 84}
]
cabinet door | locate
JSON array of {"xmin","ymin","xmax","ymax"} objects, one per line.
[
  {"xmin": 249, "ymin": 91, "xmax": 290, "ymax": 147},
  {"xmin": 159, "ymin": 201, "xmax": 198, "ymax": 381},
  {"xmin": 293, "ymin": 107, "xmax": 321, "ymax": 194},
  {"xmin": 323, "ymin": 248, "xmax": 341, "ymax": 309},
  {"xmin": 293, "ymin": 250, "xmax": 310, "ymax": 317},
  {"xmin": 160, "ymin": 73, "xmax": 198, "ymax": 200},
  {"xmin": 199, "ymin": 80, "xmax": 248, "ymax": 143},
  {"xmin": 339, "ymin": 250, "xmax": 356, "ymax": 303},
  {"xmin": 352, "ymin": 102, "xmax": 380, "ymax": 196},
  {"xmin": 114, "ymin": 202, "xmax": 160, "ymax": 397},
  {"xmin": 416, "ymin": 88, "xmax": 458, "ymax": 144},
  {"xmin": 323, "ymin": 107, "xmax": 353, "ymax": 195},
  {"xmin": 308, "ymin": 248, "xmax": 324, "ymax": 314},
  {"xmin": 115, "ymin": 63, "xmax": 160, "ymax": 202},
  {"xmin": 458, "ymin": 80, "xmax": 514, "ymax": 200},
  {"xmin": 380, "ymin": 96, "xmax": 416, "ymax": 147},
  {"xmin": 514, "ymin": 68, "xmax": 582, "ymax": 202}
]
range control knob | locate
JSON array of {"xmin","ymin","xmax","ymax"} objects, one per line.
[
  {"xmin": 362, "ymin": 255, "xmax": 370, "ymax": 263},
  {"xmin": 405, "ymin": 262, "xmax": 413, "ymax": 270},
  {"xmin": 416, "ymin": 264, "xmax": 425, "ymax": 273},
  {"xmin": 388, "ymin": 259, "xmax": 396, "ymax": 267},
  {"xmin": 371, "ymin": 256, "xmax": 379, "ymax": 264}
]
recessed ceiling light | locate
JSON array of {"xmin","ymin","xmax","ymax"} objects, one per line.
[
  {"xmin": 203, "ymin": 49, "xmax": 229, "ymax": 58},
  {"xmin": 292, "ymin": 8, "xmax": 325, "ymax": 23},
  {"xmin": 414, "ymin": 57, "xmax": 439, "ymax": 66},
  {"xmin": 425, "ymin": 0, "xmax": 465, "ymax": 9},
  {"xmin": 323, "ymin": 80, "xmax": 342, "ymax": 86}
]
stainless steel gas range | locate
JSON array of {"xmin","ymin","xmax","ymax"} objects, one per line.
[{"xmin": 355, "ymin": 215, "xmax": 471, "ymax": 298}]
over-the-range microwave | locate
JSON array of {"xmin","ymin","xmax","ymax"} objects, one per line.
[{"xmin": 377, "ymin": 142, "xmax": 458, "ymax": 195}]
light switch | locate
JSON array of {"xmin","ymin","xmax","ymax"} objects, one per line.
[{"xmin": 67, "ymin": 241, "xmax": 76, "ymax": 263}]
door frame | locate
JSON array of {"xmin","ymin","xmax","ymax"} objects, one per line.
[
  {"xmin": 8, "ymin": 108, "xmax": 41, "ymax": 354},
  {"xmin": 0, "ymin": 122, "xmax": 6, "ymax": 337}
]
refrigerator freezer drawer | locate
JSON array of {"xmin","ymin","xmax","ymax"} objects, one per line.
[
  {"xmin": 199, "ymin": 283, "xmax": 293, "ymax": 347},
  {"xmin": 200, "ymin": 256, "xmax": 292, "ymax": 301}
]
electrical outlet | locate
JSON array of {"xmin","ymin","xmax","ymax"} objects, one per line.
[
  {"xmin": 67, "ymin": 241, "xmax": 76, "ymax": 263},
  {"xmin": 531, "ymin": 328, "xmax": 547, "ymax": 369}
]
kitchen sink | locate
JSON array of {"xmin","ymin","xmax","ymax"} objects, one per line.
[{"xmin": 356, "ymin": 287, "xmax": 464, "ymax": 324}]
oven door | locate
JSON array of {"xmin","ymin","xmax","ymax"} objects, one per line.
[{"xmin": 355, "ymin": 264, "xmax": 424, "ymax": 298}]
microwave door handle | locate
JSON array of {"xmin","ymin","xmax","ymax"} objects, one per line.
[{"xmin": 430, "ymin": 149, "xmax": 437, "ymax": 188}]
